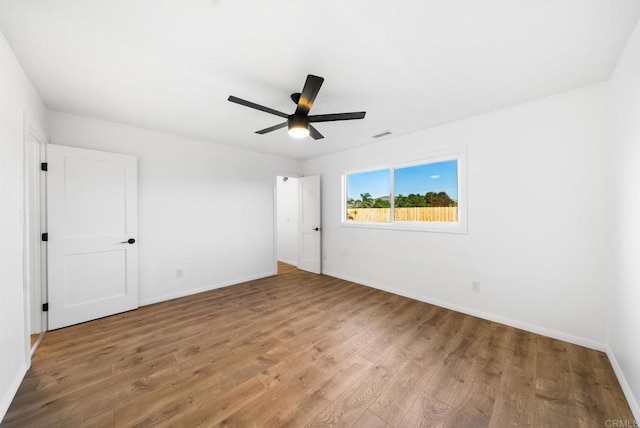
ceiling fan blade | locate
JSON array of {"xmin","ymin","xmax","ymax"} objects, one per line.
[
  {"xmin": 228, "ymin": 96, "xmax": 289, "ymax": 118},
  {"xmin": 295, "ymin": 75, "xmax": 324, "ymax": 116},
  {"xmin": 255, "ymin": 122, "xmax": 288, "ymax": 134},
  {"xmin": 309, "ymin": 125, "xmax": 324, "ymax": 140},
  {"xmin": 309, "ymin": 112, "xmax": 366, "ymax": 122}
]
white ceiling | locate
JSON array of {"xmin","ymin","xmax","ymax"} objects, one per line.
[{"xmin": 1, "ymin": 1, "xmax": 638, "ymax": 160}]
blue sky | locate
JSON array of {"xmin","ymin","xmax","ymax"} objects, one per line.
[{"xmin": 347, "ymin": 160, "xmax": 458, "ymax": 201}]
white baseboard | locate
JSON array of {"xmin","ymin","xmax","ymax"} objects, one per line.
[
  {"xmin": 277, "ymin": 258, "xmax": 297, "ymax": 266},
  {"xmin": 138, "ymin": 271, "xmax": 277, "ymax": 306},
  {"xmin": 322, "ymin": 270, "xmax": 607, "ymax": 352},
  {"xmin": 0, "ymin": 362, "xmax": 28, "ymax": 422},
  {"xmin": 606, "ymin": 347, "xmax": 640, "ymax": 423}
]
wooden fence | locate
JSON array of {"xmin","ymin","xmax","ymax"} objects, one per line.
[{"xmin": 347, "ymin": 207, "xmax": 457, "ymax": 222}]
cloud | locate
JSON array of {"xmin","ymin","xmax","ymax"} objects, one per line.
[{"xmin": 430, "ymin": 175, "xmax": 440, "ymax": 179}]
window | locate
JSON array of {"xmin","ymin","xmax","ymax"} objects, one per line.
[{"xmin": 342, "ymin": 150, "xmax": 466, "ymax": 233}]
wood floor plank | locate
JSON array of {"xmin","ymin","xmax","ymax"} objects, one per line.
[
  {"xmin": 113, "ymin": 389, "xmax": 198, "ymax": 427},
  {"xmin": 465, "ymin": 324, "xmax": 509, "ymax": 389},
  {"xmin": 354, "ymin": 410, "xmax": 393, "ymax": 427},
  {"xmin": 488, "ymin": 363, "xmax": 535, "ymax": 428},
  {"xmin": 534, "ymin": 349, "xmax": 578, "ymax": 427},
  {"xmin": 307, "ymin": 347, "xmax": 412, "ymax": 427},
  {"xmin": 567, "ymin": 344, "xmax": 636, "ymax": 427},
  {"xmin": 214, "ymin": 359, "xmax": 326, "ymax": 426},
  {"xmin": 369, "ymin": 360, "xmax": 436, "ymax": 426},
  {"xmin": 422, "ymin": 353, "xmax": 473, "ymax": 407},
  {"xmin": 444, "ymin": 380, "xmax": 496, "ymax": 428},
  {"xmin": 3, "ymin": 353, "xmax": 182, "ymax": 426},
  {"xmin": 397, "ymin": 392, "xmax": 451, "ymax": 428},
  {"xmin": 263, "ymin": 354, "xmax": 374, "ymax": 427},
  {"xmin": 174, "ymin": 377, "xmax": 267, "ymax": 427},
  {"xmin": 357, "ymin": 299, "xmax": 425, "ymax": 362},
  {"xmin": 1, "ymin": 262, "xmax": 634, "ymax": 427}
]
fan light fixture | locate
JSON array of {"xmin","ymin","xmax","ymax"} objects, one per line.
[
  {"xmin": 287, "ymin": 116, "xmax": 310, "ymax": 139},
  {"xmin": 228, "ymin": 74, "xmax": 366, "ymax": 140},
  {"xmin": 288, "ymin": 126, "xmax": 309, "ymax": 138}
]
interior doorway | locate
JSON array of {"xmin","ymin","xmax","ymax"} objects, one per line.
[{"xmin": 276, "ymin": 175, "xmax": 299, "ymax": 273}]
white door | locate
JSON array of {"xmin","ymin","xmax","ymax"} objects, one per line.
[
  {"xmin": 47, "ymin": 144, "xmax": 138, "ymax": 330},
  {"xmin": 298, "ymin": 175, "xmax": 321, "ymax": 274}
]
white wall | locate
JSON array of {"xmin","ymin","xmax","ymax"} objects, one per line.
[
  {"xmin": 0, "ymin": 30, "xmax": 48, "ymax": 419},
  {"xmin": 276, "ymin": 176, "xmax": 298, "ymax": 266},
  {"xmin": 609, "ymin": 20, "xmax": 640, "ymax": 420},
  {"xmin": 303, "ymin": 83, "xmax": 612, "ymax": 349},
  {"xmin": 48, "ymin": 112, "xmax": 300, "ymax": 305}
]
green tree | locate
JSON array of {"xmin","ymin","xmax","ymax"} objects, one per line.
[
  {"xmin": 425, "ymin": 191, "xmax": 457, "ymax": 207},
  {"xmin": 407, "ymin": 193, "xmax": 427, "ymax": 207},
  {"xmin": 373, "ymin": 198, "xmax": 390, "ymax": 208},
  {"xmin": 395, "ymin": 193, "xmax": 427, "ymax": 207},
  {"xmin": 358, "ymin": 192, "xmax": 373, "ymax": 208}
]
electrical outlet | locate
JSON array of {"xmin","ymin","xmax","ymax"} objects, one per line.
[
  {"xmin": 471, "ymin": 281, "xmax": 480, "ymax": 292},
  {"xmin": 176, "ymin": 268, "xmax": 184, "ymax": 279}
]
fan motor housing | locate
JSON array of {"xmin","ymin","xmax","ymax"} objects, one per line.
[{"xmin": 288, "ymin": 114, "xmax": 309, "ymax": 129}]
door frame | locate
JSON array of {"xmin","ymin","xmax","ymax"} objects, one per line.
[
  {"xmin": 23, "ymin": 114, "xmax": 47, "ymax": 361},
  {"xmin": 272, "ymin": 171, "xmax": 301, "ymax": 274}
]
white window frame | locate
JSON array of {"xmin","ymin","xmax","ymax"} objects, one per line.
[{"xmin": 341, "ymin": 147, "xmax": 467, "ymax": 234}]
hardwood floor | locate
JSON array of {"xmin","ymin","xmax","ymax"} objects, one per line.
[{"xmin": 2, "ymin": 263, "xmax": 635, "ymax": 427}]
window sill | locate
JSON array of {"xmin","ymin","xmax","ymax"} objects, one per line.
[{"xmin": 340, "ymin": 220, "xmax": 467, "ymax": 234}]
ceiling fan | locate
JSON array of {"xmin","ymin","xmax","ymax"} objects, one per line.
[{"xmin": 228, "ymin": 74, "xmax": 366, "ymax": 140}]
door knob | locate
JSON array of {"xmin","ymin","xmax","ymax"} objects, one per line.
[
  {"xmin": 120, "ymin": 238, "xmax": 136, "ymax": 244},
  {"xmin": 313, "ymin": 227, "xmax": 319, "ymax": 231}
]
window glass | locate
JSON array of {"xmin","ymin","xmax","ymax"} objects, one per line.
[
  {"xmin": 346, "ymin": 168, "xmax": 391, "ymax": 222},
  {"xmin": 394, "ymin": 160, "xmax": 458, "ymax": 222}
]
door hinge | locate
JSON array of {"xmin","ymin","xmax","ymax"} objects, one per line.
[
  {"xmin": 41, "ymin": 162, "xmax": 48, "ymax": 171},
  {"xmin": 42, "ymin": 303, "xmax": 49, "ymax": 312},
  {"xmin": 41, "ymin": 233, "xmax": 48, "ymax": 242}
]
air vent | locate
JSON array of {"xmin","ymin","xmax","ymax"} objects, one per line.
[{"xmin": 372, "ymin": 131, "xmax": 392, "ymax": 139}]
